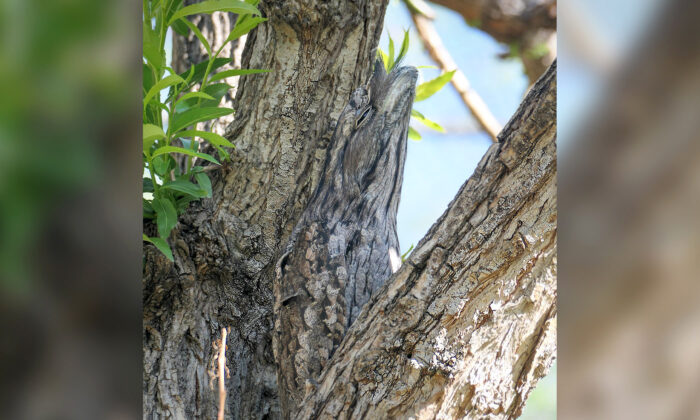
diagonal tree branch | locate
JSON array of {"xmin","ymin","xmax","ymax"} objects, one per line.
[
  {"xmin": 409, "ymin": 7, "xmax": 502, "ymax": 141},
  {"xmin": 297, "ymin": 61, "xmax": 557, "ymax": 420}
]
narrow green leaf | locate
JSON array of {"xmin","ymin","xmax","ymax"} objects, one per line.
[
  {"xmin": 396, "ymin": 30, "xmax": 410, "ymax": 64},
  {"xmin": 151, "ymin": 197, "xmax": 178, "ymax": 239},
  {"xmin": 208, "ymin": 68, "xmax": 269, "ymax": 83},
  {"xmin": 224, "ymin": 16, "xmax": 267, "ymax": 44},
  {"xmin": 152, "ymin": 146, "xmax": 221, "ymax": 165},
  {"xmin": 378, "ymin": 49, "xmax": 390, "ymax": 72},
  {"xmin": 175, "ymin": 91, "xmax": 215, "ymax": 105},
  {"xmin": 143, "ymin": 22, "xmax": 164, "ymax": 71},
  {"xmin": 408, "ymin": 126, "xmax": 422, "ymax": 141},
  {"xmin": 144, "ymin": 74, "xmax": 186, "ymax": 106},
  {"xmin": 175, "ymin": 84, "xmax": 231, "ymax": 112},
  {"xmin": 179, "ymin": 18, "xmax": 211, "ymax": 56},
  {"xmin": 143, "ymin": 63, "xmax": 156, "ymax": 95},
  {"xmin": 416, "ymin": 65, "xmax": 438, "ymax": 70},
  {"xmin": 388, "ymin": 35, "xmax": 395, "ymax": 70},
  {"xmin": 212, "ymin": 144, "xmax": 231, "ymax": 161},
  {"xmin": 170, "ymin": 17, "xmax": 190, "ymax": 36},
  {"xmin": 400, "ymin": 244, "xmax": 414, "ymax": 262},
  {"xmin": 144, "ymin": 124, "xmax": 166, "ymax": 152},
  {"xmin": 411, "ymin": 112, "xmax": 445, "ymax": 132},
  {"xmin": 415, "ymin": 70, "xmax": 455, "ymax": 102},
  {"xmin": 170, "ymin": 107, "xmax": 233, "ymax": 133},
  {"xmin": 143, "ymin": 234, "xmax": 174, "ymax": 261},
  {"xmin": 168, "ymin": 0, "xmax": 260, "ymax": 26},
  {"xmin": 162, "ymin": 179, "xmax": 208, "ymax": 197},
  {"xmin": 411, "ymin": 109, "xmax": 425, "ymax": 119},
  {"xmin": 164, "ymin": 0, "xmax": 185, "ymax": 23},
  {"xmin": 178, "ymin": 130, "xmax": 234, "ymax": 148},
  {"xmin": 179, "ymin": 58, "xmax": 231, "ymax": 86},
  {"xmin": 195, "ymin": 172, "xmax": 213, "ymax": 197}
]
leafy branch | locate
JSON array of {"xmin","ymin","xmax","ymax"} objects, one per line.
[{"xmin": 142, "ymin": 0, "xmax": 268, "ymax": 260}]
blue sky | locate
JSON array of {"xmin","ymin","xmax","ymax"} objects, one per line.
[{"xmin": 381, "ymin": 2, "xmax": 529, "ymax": 252}]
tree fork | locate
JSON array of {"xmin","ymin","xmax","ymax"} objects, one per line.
[
  {"xmin": 144, "ymin": 1, "xmax": 391, "ymax": 418},
  {"xmin": 296, "ymin": 61, "xmax": 557, "ymax": 420}
]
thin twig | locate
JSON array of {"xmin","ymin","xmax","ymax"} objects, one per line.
[
  {"xmin": 217, "ymin": 327, "xmax": 228, "ymax": 420},
  {"xmin": 409, "ymin": 10, "xmax": 502, "ymax": 142}
]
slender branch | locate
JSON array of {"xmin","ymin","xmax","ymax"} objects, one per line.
[
  {"xmin": 409, "ymin": 9, "xmax": 502, "ymax": 141},
  {"xmin": 217, "ymin": 327, "xmax": 228, "ymax": 420}
]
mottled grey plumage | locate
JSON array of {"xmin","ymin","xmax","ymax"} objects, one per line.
[{"xmin": 273, "ymin": 61, "xmax": 417, "ymax": 417}]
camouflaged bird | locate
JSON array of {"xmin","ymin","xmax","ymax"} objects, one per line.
[{"xmin": 273, "ymin": 61, "xmax": 418, "ymax": 417}]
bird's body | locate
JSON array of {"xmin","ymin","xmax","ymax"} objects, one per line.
[{"xmin": 273, "ymin": 62, "xmax": 417, "ymax": 417}]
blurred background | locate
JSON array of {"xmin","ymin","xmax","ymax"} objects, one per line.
[{"xmin": 3, "ymin": 0, "xmax": 700, "ymax": 418}]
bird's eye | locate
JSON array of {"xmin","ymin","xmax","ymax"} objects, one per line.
[{"xmin": 356, "ymin": 106, "xmax": 372, "ymax": 128}]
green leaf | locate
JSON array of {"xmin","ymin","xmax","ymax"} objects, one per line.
[
  {"xmin": 143, "ymin": 234, "xmax": 174, "ymax": 261},
  {"xmin": 411, "ymin": 112, "xmax": 445, "ymax": 132},
  {"xmin": 152, "ymin": 154, "xmax": 172, "ymax": 176},
  {"xmin": 208, "ymin": 68, "xmax": 269, "ymax": 83},
  {"xmin": 224, "ymin": 16, "xmax": 267, "ymax": 44},
  {"xmin": 195, "ymin": 172, "xmax": 213, "ymax": 197},
  {"xmin": 143, "ymin": 63, "xmax": 156, "ymax": 95},
  {"xmin": 400, "ymin": 244, "xmax": 414, "ymax": 262},
  {"xmin": 212, "ymin": 144, "xmax": 230, "ymax": 161},
  {"xmin": 144, "ymin": 124, "xmax": 166, "ymax": 152},
  {"xmin": 170, "ymin": 17, "xmax": 190, "ymax": 36},
  {"xmin": 151, "ymin": 197, "xmax": 178, "ymax": 239},
  {"xmin": 143, "ymin": 177, "xmax": 155, "ymax": 193},
  {"xmin": 144, "ymin": 74, "xmax": 186, "ymax": 106},
  {"xmin": 143, "ymin": 198, "xmax": 155, "ymax": 218},
  {"xmin": 175, "ymin": 84, "xmax": 231, "ymax": 112},
  {"xmin": 162, "ymin": 179, "xmax": 208, "ymax": 198},
  {"xmin": 388, "ymin": 35, "xmax": 395, "ymax": 70},
  {"xmin": 152, "ymin": 146, "xmax": 221, "ymax": 165},
  {"xmin": 175, "ymin": 195, "xmax": 198, "ymax": 212},
  {"xmin": 143, "ymin": 22, "xmax": 164, "ymax": 71},
  {"xmin": 179, "ymin": 58, "xmax": 231, "ymax": 86},
  {"xmin": 168, "ymin": 0, "xmax": 260, "ymax": 26},
  {"xmin": 396, "ymin": 30, "xmax": 410, "ymax": 64},
  {"xmin": 175, "ymin": 91, "xmax": 215, "ymax": 105},
  {"xmin": 170, "ymin": 106, "xmax": 234, "ymax": 133},
  {"xmin": 179, "ymin": 18, "xmax": 211, "ymax": 56},
  {"xmin": 378, "ymin": 49, "xmax": 390, "ymax": 72},
  {"xmin": 417, "ymin": 65, "xmax": 438, "ymax": 70},
  {"xmin": 415, "ymin": 70, "xmax": 455, "ymax": 102},
  {"xmin": 178, "ymin": 130, "xmax": 234, "ymax": 148},
  {"xmin": 408, "ymin": 126, "xmax": 422, "ymax": 141}
]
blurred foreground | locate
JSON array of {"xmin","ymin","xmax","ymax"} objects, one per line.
[{"xmin": 559, "ymin": 0, "xmax": 700, "ymax": 418}]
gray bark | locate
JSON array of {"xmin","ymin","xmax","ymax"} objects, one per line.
[
  {"xmin": 273, "ymin": 63, "xmax": 417, "ymax": 417},
  {"xmin": 143, "ymin": 1, "xmax": 556, "ymax": 418},
  {"xmin": 144, "ymin": 1, "xmax": 390, "ymax": 418},
  {"xmin": 296, "ymin": 60, "xmax": 557, "ymax": 420}
]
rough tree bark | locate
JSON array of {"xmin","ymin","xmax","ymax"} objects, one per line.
[
  {"xmin": 296, "ymin": 61, "xmax": 557, "ymax": 420},
  {"xmin": 273, "ymin": 63, "xmax": 417, "ymax": 417},
  {"xmin": 143, "ymin": 1, "xmax": 556, "ymax": 419}
]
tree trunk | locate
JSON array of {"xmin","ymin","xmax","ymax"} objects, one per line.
[
  {"xmin": 144, "ymin": 1, "xmax": 390, "ymax": 418},
  {"xmin": 142, "ymin": 1, "xmax": 556, "ymax": 418}
]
